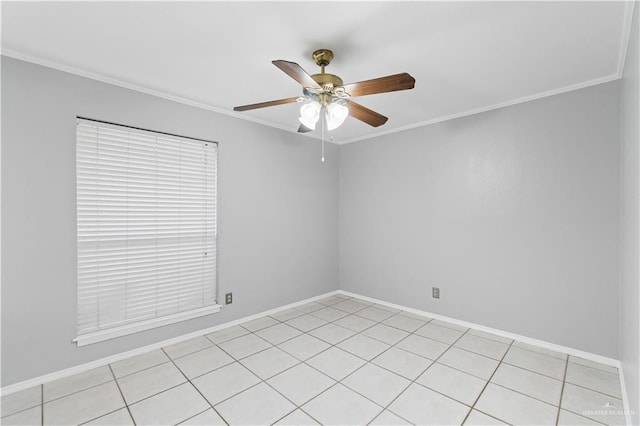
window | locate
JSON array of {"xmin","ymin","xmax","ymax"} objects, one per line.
[{"xmin": 74, "ymin": 118, "xmax": 218, "ymax": 346}]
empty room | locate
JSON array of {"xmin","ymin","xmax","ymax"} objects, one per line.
[{"xmin": 1, "ymin": 1, "xmax": 639, "ymax": 425}]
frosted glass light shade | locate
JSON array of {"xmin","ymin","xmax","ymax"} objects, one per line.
[
  {"xmin": 326, "ymin": 103, "xmax": 349, "ymax": 130},
  {"xmin": 299, "ymin": 102, "xmax": 321, "ymax": 130}
]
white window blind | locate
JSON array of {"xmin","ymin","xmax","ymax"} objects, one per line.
[{"xmin": 75, "ymin": 118, "xmax": 218, "ymax": 346}]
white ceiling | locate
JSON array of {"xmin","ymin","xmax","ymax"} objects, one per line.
[{"xmin": 1, "ymin": 1, "xmax": 634, "ymax": 144}]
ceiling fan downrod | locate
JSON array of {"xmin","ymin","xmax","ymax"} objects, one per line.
[{"xmin": 310, "ymin": 49, "xmax": 343, "ymax": 92}]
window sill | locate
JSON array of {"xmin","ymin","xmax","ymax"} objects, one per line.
[{"xmin": 73, "ymin": 305, "xmax": 222, "ymax": 347}]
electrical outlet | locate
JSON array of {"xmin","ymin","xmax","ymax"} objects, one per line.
[
  {"xmin": 225, "ymin": 293, "xmax": 233, "ymax": 305},
  {"xmin": 432, "ymin": 287, "xmax": 440, "ymax": 299}
]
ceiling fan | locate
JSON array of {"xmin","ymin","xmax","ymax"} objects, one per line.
[{"xmin": 233, "ymin": 49, "xmax": 416, "ymax": 133}]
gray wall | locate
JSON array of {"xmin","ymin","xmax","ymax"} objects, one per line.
[
  {"xmin": 1, "ymin": 57, "xmax": 339, "ymax": 386},
  {"xmin": 1, "ymin": 52, "xmax": 627, "ymax": 387},
  {"xmin": 339, "ymin": 82, "xmax": 621, "ymax": 358},
  {"xmin": 620, "ymin": 3, "xmax": 639, "ymax": 423}
]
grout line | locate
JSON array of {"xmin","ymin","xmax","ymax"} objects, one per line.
[
  {"xmin": 463, "ymin": 408, "xmax": 509, "ymax": 426},
  {"xmin": 203, "ymin": 326, "xmax": 251, "ymax": 346},
  {"xmin": 111, "ymin": 300, "xmax": 612, "ymax": 425},
  {"xmin": 78, "ymin": 407, "xmax": 134, "ymax": 426},
  {"xmin": 178, "ymin": 359, "xmax": 235, "ymax": 383},
  {"xmin": 511, "ymin": 341, "xmax": 569, "ymax": 361},
  {"xmin": 559, "ymin": 407, "xmax": 609, "ymax": 426},
  {"xmin": 200, "ymin": 327, "xmax": 329, "ymax": 424},
  {"xmin": 561, "ymin": 381, "xmax": 624, "ymax": 401},
  {"xmin": 268, "ymin": 396, "xmax": 325, "ymax": 426},
  {"xmin": 441, "ymin": 342, "xmax": 568, "ymax": 384},
  {"xmin": 271, "ymin": 406, "xmax": 324, "ymax": 425},
  {"xmin": 375, "ymin": 324, "xmax": 474, "ymax": 423},
  {"xmin": 509, "ymin": 342, "xmax": 569, "ymax": 360},
  {"xmin": 249, "ymin": 298, "xmax": 422, "ymax": 422},
  {"xmin": 460, "ymin": 330, "xmax": 514, "ymax": 425},
  {"xmin": 471, "ymin": 408, "xmax": 515, "ymax": 426},
  {"xmin": 304, "ymin": 324, "xmax": 593, "ymax": 424},
  {"xmin": 113, "ymin": 360, "xmax": 172, "ymax": 381},
  {"xmin": 107, "ymin": 364, "xmax": 136, "ymax": 425},
  {"xmin": 487, "ymin": 381, "xmax": 561, "ymax": 411},
  {"xmin": 111, "ymin": 349, "xmax": 282, "ymax": 422},
  {"xmin": 567, "ymin": 359, "xmax": 620, "ymax": 375},
  {"xmin": 338, "ymin": 291, "xmax": 621, "ymax": 368},
  {"xmin": 138, "ymin": 297, "xmax": 571, "ymax": 423},
  {"xmin": 555, "ymin": 355, "xmax": 569, "ymax": 425},
  {"xmin": 178, "ymin": 407, "xmax": 214, "ymax": 424},
  {"xmin": 263, "ymin": 303, "xmax": 355, "ymax": 414},
  {"xmin": 37, "ymin": 376, "xmax": 114, "ymax": 405},
  {"xmin": 187, "ymin": 314, "xmax": 332, "ymax": 420},
  {"xmin": 164, "ymin": 341, "xmax": 216, "ymax": 363},
  {"xmin": 2, "ymin": 385, "xmax": 84, "ymax": 425},
  {"xmin": 121, "ymin": 381, "xmax": 188, "ymax": 406},
  {"xmin": 159, "ymin": 347, "xmax": 230, "ymax": 426},
  {"xmin": 499, "ymin": 360, "xmax": 566, "ymax": 382},
  {"xmin": 0, "ymin": 401, "xmax": 42, "ymax": 421},
  {"xmin": 40, "ymin": 385, "xmax": 43, "ymax": 426},
  {"xmin": 329, "ymin": 311, "xmax": 472, "ymax": 422},
  {"xmin": 430, "ymin": 341, "xmax": 499, "ymax": 361},
  {"xmin": 15, "ymin": 294, "xmax": 624, "ymax": 426},
  {"xmin": 368, "ymin": 409, "xmax": 414, "ymax": 425}
]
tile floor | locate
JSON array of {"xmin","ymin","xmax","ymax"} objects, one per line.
[{"xmin": 1, "ymin": 294, "xmax": 626, "ymax": 425}]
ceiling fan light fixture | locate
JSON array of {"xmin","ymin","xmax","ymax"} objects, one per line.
[
  {"xmin": 299, "ymin": 101, "xmax": 321, "ymax": 130},
  {"xmin": 325, "ymin": 102, "xmax": 349, "ymax": 131},
  {"xmin": 234, "ymin": 50, "xmax": 415, "ymax": 135}
]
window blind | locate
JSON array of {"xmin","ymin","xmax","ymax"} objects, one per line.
[{"xmin": 75, "ymin": 118, "xmax": 218, "ymax": 345}]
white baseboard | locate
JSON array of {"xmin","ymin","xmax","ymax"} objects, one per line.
[
  {"xmin": 0, "ymin": 290, "xmax": 340, "ymax": 396},
  {"xmin": 338, "ymin": 293, "xmax": 635, "ymax": 425},
  {"xmin": 337, "ymin": 290, "xmax": 621, "ymax": 368},
  {"xmin": 2, "ymin": 286, "xmax": 627, "ymax": 419}
]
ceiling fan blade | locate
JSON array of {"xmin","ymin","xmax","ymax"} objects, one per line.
[
  {"xmin": 342, "ymin": 73, "xmax": 415, "ymax": 97},
  {"xmin": 297, "ymin": 124, "xmax": 312, "ymax": 133},
  {"xmin": 233, "ymin": 97, "xmax": 299, "ymax": 112},
  {"xmin": 347, "ymin": 101, "xmax": 388, "ymax": 127},
  {"xmin": 272, "ymin": 60, "xmax": 322, "ymax": 89}
]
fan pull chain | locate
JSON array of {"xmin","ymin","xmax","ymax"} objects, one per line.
[{"xmin": 321, "ymin": 111, "xmax": 325, "ymax": 162}]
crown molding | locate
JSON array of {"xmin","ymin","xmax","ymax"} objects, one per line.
[
  {"xmin": 2, "ymin": 27, "xmax": 629, "ymax": 147},
  {"xmin": 617, "ymin": 1, "xmax": 636, "ymax": 79},
  {"xmin": 336, "ymin": 73, "xmax": 621, "ymax": 145},
  {"xmin": 0, "ymin": 48, "xmax": 321, "ymax": 141}
]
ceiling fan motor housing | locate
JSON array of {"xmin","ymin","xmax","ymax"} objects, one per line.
[
  {"xmin": 311, "ymin": 73, "xmax": 343, "ymax": 88},
  {"xmin": 312, "ymin": 49, "xmax": 334, "ymax": 67}
]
